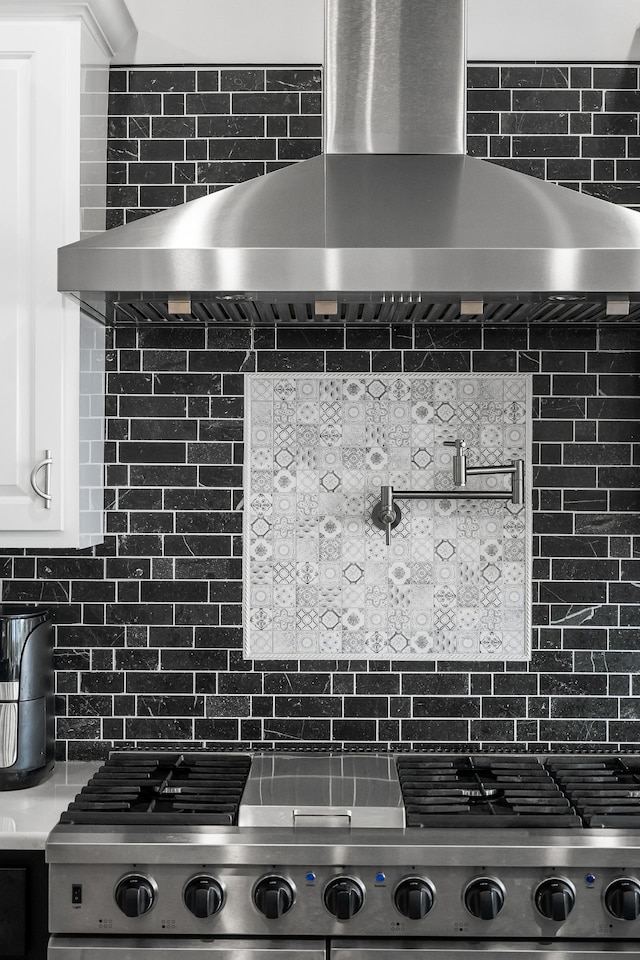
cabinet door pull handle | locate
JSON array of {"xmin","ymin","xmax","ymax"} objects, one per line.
[{"xmin": 30, "ymin": 450, "xmax": 53, "ymax": 509}]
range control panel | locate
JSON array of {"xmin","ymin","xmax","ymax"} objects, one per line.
[{"xmin": 49, "ymin": 863, "xmax": 640, "ymax": 939}]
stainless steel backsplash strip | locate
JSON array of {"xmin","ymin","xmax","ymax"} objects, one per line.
[{"xmin": 0, "ymin": 703, "xmax": 18, "ymax": 768}]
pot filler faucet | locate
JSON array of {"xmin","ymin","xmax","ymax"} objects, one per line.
[{"xmin": 372, "ymin": 439, "xmax": 525, "ymax": 546}]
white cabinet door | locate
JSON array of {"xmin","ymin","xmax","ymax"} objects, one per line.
[{"xmin": 0, "ymin": 22, "xmax": 104, "ymax": 548}]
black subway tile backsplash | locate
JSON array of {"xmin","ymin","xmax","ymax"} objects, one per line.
[
  {"xmin": 502, "ymin": 67, "xmax": 569, "ymax": 88},
  {"xmin": 511, "ymin": 89, "xmax": 580, "ymax": 111},
  {"xmin": 513, "ymin": 135, "xmax": 581, "ymax": 157},
  {"xmin": 468, "ymin": 89, "xmax": 512, "ymax": 111},
  {"xmin": 501, "ymin": 113, "xmax": 569, "ymax": 135},
  {"xmin": 266, "ymin": 69, "xmax": 321, "ymax": 91},
  {"xmin": 104, "ymin": 59, "xmax": 640, "ymax": 224},
  {"xmin": 595, "ymin": 113, "xmax": 638, "ymax": 136},
  {"xmin": 221, "ymin": 69, "xmax": 265, "ymax": 92},
  {"xmin": 232, "ymin": 91, "xmax": 300, "ymax": 114},
  {"xmin": 109, "ymin": 93, "xmax": 162, "ymax": 115},
  {"xmin": 594, "ymin": 67, "xmax": 639, "ymax": 89},
  {"xmin": 4, "ymin": 64, "xmax": 640, "ymax": 758},
  {"xmin": 467, "ymin": 66, "xmax": 500, "ymax": 88}
]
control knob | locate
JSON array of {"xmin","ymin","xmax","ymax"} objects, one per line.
[
  {"xmin": 605, "ymin": 879, "xmax": 640, "ymax": 921},
  {"xmin": 114, "ymin": 875, "xmax": 156, "ymax": 917},
  {"xmin": 535, "ymin": 878, "xmax": 575, "ymax": 921},
  {"xmin": 464, "ymin": 878, "xmax": 505, "ymax": 920},
  {"xmin": 324, "ymin": 877, "xmax": 365, "ymax": 920},
  {"xmin": 184, "ymin": 876, "xmax": 224, "ymax": 918},
  {"xmin": 394, "ymin": 878, "xmax": 435, "ymax": 919},
  {"xmin": 254, "ymin": 876, "xmax": 295, "ymax": 919}
]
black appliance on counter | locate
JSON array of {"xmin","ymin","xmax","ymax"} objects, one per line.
[
  {"xmin": 0, "ymin": 606, "xmax": 55, "ymax": 790},
  {"xmin": 47, "ymin": 752, "xmax": 640, "ymax": 960}
]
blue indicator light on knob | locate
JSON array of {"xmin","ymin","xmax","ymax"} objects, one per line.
[
  {"xmin": 305, "ymin": 873, "xmax": 316, "ymax": 883},
  {"xmin": 586, "ymin": 875, "xmax": 596, "ymax": 885},
  {"xmin": 375, "ymin": 873, "xmax": 386, "ymax": 883}
]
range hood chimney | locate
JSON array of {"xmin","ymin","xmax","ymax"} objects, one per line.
[
  {"xmin": 325, "ymin": 0, "xmax": 465, "ymax": 155},
  {"xmin": 59, "ymin": 0, "xmax": 640, "ymax": 325}
]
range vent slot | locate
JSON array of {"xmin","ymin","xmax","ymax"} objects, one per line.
[{"xmin": 106, "ymin": 298, "xmax": 640, "ymax": 326}]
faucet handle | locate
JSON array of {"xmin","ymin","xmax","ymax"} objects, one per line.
[
  {"xmin": 444, "ymin": 439, "xmax": 466, "ymax": 452},
  {"xmin": 371, "ymin": 486, "xmax": 401, "ymax": 546}
]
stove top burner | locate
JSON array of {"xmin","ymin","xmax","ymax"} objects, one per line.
[
  {"xmin": 55, "ymin": 752, "xmax": 640, "ymax": 831},
  {"xmin": 397, "ymin": 755, "xmax": 582, "ymax": 828},
  {"xmin": 59, "ymin": 753, "xmax": 251, "ymax": 826},
  {"xmin": 547, "ymin": 756, "xmax": 640, "ymax": 828}
]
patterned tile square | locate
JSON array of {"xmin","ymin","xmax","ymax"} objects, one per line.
[{"xmin": 244, "ymin": 374, "xmax": 532, "ymax": 660}]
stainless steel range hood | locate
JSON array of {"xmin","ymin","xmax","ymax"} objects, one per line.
[{"xmin": 59, "ymin": 0, "xmax": 640, "ymax": 325}]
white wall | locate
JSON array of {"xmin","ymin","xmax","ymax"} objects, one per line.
[
  {"xmin": 115, "ymin": 0, "xmax": 324, "ymax": 64},
  {"xmin": 468, "ymin": 0, "xmax": 640, "ymax": 62},
  {"xmin": 115, "ymin": 0, "xmax": 640, "ymax": 65}
]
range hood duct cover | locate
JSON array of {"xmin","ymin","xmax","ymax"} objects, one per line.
[{"xmin": 58, "ymin": 0, "xmax": 640, "ymax": 323}]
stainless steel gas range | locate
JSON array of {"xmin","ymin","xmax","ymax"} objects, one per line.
[{"xmin": 47, "ymin": 752, "xmax": 640, "ymax": 960}]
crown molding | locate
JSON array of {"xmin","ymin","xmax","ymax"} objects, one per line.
[{"xmin": 0, "ymin": 0, "xmax": 137, "ymax": 58}]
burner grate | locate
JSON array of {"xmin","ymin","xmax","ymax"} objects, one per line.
[
  {"xmin": 545, "ymin": 756, "xmax": 640, "ymax": 828},
  {"xmin": 59, "ymin": 753, "xmax": 252, "ymax": 826},
  {"xmin": 397, "ymin": 755, "xmax": 582, "ymax": 828}
]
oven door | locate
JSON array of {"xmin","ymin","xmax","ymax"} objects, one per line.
[
  {"xmin": 0, "ymin": 850, "xmax": 48, "ymax": 960},
  {"xmin": 331, "ymin": 942, "xmax": 640, "ymax": 960},
  {"xmin": 48, "ymin": 937, "xmax": 326, "ymax": 960}
]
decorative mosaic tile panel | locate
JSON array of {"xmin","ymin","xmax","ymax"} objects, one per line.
[{"xmin": 244, "ymin": 373, "xmax": 532, "ymax": 661}]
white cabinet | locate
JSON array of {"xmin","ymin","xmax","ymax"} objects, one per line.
[{"xmin": 0, "ymin": 17, "xmax": 114, "ymax": 548}]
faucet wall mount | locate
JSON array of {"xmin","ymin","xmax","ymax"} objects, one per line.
[{"xmin": 372, "ymin": 439, "xmax": 525, "ymax": 545}]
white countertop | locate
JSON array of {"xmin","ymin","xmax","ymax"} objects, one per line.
[{"xmin": 0, "ymin": 762, "xmax": 100, "ymax": 850}]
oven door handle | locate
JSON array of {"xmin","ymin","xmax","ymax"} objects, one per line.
[
  {"xmin": 293, "ymin": 807, "xmax": 352, "ymax": 827},
  {"xmin": 48, "ymin": 936, "xmax": 327, "ymax": 960},
  {"xmin": 330, "ymin": 943, "xmax": 640, "ymax": 960}
]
